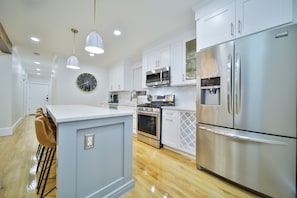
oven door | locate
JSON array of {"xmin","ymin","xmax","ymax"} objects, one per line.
[{"xmin": 137, "ymin": 111, "xmax": 160, "ymax": 140}]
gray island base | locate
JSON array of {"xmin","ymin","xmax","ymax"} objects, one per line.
[{"xmin": 46, "ymin": 105, "xmax": 134, "ymax": 198}]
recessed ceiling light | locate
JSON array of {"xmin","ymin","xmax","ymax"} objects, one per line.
[
  {"xmin": 113, "ymin": 30, "xmax": 121, "ymax": 36},
  {"xmin": 31, "ymin": 36, "xmax": 40, "ymax": 42},
  {"xmin": 36, "ymin": 68, "xmax": 41, "ymax": 71},
  {"xmin": 89, "ymin": 53, "xmax": 95, "ymax": 57},
  {"xmin": 36, "ymin": 73, "xmax": 41, "ymax": 75},
  {"xmin": 34, "ymin": 61, "xmax": 40, "ymax": 64}
]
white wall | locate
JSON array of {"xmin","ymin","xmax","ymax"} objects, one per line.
[
  {"xmin": 115, "ymin": 85, "xmax": 196, "ymax": 110},
  {"xmin": 51, "ymin": 58, "xmax": 108, "ymax": 106},
  {"xmin": 0, "ymin": 50, "xmax": 26, "ymax": 136},
  {"xmin": 147, "ymin": 85, "xmax": 196, "ymax": 109},
  {"xmin": 0, "ymin": 54, "xmax": 12, "ymax": 129}
]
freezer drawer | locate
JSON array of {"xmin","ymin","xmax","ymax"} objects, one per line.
[{"xmin": 197, "ymin": 124, "xmax": 296, "ymax": 198}]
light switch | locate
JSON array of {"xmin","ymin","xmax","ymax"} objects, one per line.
[{"xmin": 84, "ymin": 134, "xmax": 95, "ymax": 149}]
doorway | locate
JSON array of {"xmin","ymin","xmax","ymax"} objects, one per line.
[{"xmin": 27, "ymin": 83, "xmax": 49, "ymax": 114}]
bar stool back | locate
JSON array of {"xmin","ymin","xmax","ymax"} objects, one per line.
[{"xmin": 35, "ymin": 116, "xmax": 56, "ymax": 197}]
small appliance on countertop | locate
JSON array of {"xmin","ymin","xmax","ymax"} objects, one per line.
[
  {"xmin": 137, "ymin": 94, "xmax": 175, "ymax": 148},
  {"xmin": 108, "ymin": 93, "xmax": 118, "ymax": 103}
]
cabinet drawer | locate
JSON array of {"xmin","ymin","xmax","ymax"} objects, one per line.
[{"xmin": 163, "ymin": 109, "xmax": 178, "ymax": 117}]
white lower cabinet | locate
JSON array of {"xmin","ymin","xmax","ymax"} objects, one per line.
[
  {"xmin": 118, "ymin": 105, "xmax": 137, "ymax": 135},
  {"xmin": 162, "ymin": 109, "xmax": 179, "ymax": 148},
  {"xmin": 162, "ymin": 109, "xmax": 196, "ymax": 156},
  {"xmin": 179, "ymin": 111, "xmax": 196, "ymax": 155}
]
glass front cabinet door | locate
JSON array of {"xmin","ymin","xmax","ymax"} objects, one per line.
[{"xmin": 185, "ymin": 38, "xmax": 196, "ymax": 81}]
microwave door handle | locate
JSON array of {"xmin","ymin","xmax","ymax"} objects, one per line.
[
  {"xmin": 227, "ymin": 54, "xmax": 232, "ymax": 114},
  {"xmin": 235, "ymin": 54, "xmax": 241, "ymax": 114}
]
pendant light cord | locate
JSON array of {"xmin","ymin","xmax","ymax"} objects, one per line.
[
  {"xmin": 71, "ymin": 28, "xmax": 78, "ymax": 55},
  {"xmin": 73, "ymin": 31, "xmax": 76, "ymax": 54},
  {"xmin": 93, "ymin": 0, "xmax": 96, "ymax": 25}
]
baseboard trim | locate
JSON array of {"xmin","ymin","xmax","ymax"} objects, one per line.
[{"xmin": 0, "ymin": 117, "xmax": 24, "ymax": 136}]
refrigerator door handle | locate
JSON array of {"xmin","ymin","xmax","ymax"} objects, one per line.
[
  {"xmin": 227, "ymin": 54, "xmax": 232, "ymax": 114},
  {"xmin": 199, "ymin": 126, "xmax": 287, "ymax": 146},
  {"xmin": 235, "ymin": 54, "xmax": 241, "ymax": 114}
]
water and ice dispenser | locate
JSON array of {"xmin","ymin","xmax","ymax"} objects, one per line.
[{"xmin": 200, "ymin": 77, "xmax": 220, "ymax": 105}]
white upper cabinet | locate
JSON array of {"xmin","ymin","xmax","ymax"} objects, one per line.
[
  {"xmin": 171, "ymin": 37, "xmax": 197, "ymax": 86},
  {"xmin": 236, "ymin": 0, "xmax": 293, "ymax": 37},
  {"xmin": 145, "ymin": 46, "xmax": 170, "ymax": 71},
  {"xmin": 142, "ymin": 27, "xmax": 196, "ymax": 87},
  {"xmin": 142, "ymin": 45, "xmax": 170, "ymax": 88},
  {"xmin": 108, "ymin": 61, "xmax": 132, "ymax": 92},
  {"xmin": 132, "ymin": 65, "xmax": 142, "ymax": 91},
  {"xmin": 196, "ymin": 2, "xmax": 235, "ymax": 50},
  {"xmin": 195, "ymin": 0, "xmax": 295, "ymax": 50}
]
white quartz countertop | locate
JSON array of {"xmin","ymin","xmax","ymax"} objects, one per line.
[
  {"xmin": 46, "ymin": 105, "xmax": 133, "ymax": 123},
  {"xmin": 161, "ymin": 106, "xmax": 196, "ymax": 112}
]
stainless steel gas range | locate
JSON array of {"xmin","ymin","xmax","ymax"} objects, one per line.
[{"xmin": 137, "ymin": 95, "xmax": 175, "ymax": 148}]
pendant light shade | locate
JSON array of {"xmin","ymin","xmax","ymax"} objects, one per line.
[
  {"xmin": 85, "ymin": 31, "xmax": 104, "ymax": 54},
  {"xmin": 85, "ymin": 0, "xmax": 104, "ymax": 54},
  {"xmin": 66, "ymin": 28, "xmax": 80, "ymax": 69},
  {"xmin": 66, "ymin": 55, "xmax": 80, "ymax": 69}
]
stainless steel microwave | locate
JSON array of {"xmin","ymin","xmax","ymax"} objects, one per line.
[{"xmin": 146, "ymin": 67, "xmax": 170, "ymax": 87}]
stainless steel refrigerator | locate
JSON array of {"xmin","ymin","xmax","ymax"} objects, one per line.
[{"xmin": 196, "ymin": 24, "xmax": 296, "ymax": 198}]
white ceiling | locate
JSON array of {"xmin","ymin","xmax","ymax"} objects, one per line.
[{"xmin": 0, "ymin": 0, "xmax": 201, "ymax": 79}]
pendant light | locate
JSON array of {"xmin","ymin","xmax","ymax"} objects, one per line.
[
  {"xmin": 66, "ymin": 28, "xmax": 80, "ymax": 69},
  {"xmin": 85, "ymin": 0, "xmax": 104, "ymax": 54}
]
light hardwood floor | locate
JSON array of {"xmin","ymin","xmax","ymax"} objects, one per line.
[{"xmin": 0, "ymin": 116, "xmax": 260, "ymax": 198}]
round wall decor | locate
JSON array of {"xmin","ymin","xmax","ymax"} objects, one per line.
[{"xmin": 76, "ymin": 73, "xmax": 97, "ymax": 92}]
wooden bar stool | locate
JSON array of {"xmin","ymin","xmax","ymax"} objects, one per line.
[
  {"xmin": 35, "ymin": 116, "xmax": 57, "ymax": 197},
  {"xmin": 35, "ymin": 108, "xmax": 56, "ymax": 174}
]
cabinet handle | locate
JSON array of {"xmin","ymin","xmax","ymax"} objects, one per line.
[
  {"xmin": 238, "ymin": 20, "xmax": 241, "ymax": 34},
  {"xmin": 230, "ymin": 23, "xmax": 234, "ymax": 36}
]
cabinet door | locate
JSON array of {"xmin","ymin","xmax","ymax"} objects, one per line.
[
  {"xmin": 108, "ymin": 63, "xmax": 131, "ymax": 92},
  {"xmin": 108, "ymin": 66, "xmax": 119, "ymax": 91},
  {"xmin": 146, "ymin": 51, "xmax": 157, "ymax": 71},
  {"xmin": 171, "ymin": 39, "xmax": 196, "ymax": 86},
  {"xmin": 118, "ymin": 106, "xmax": 137, "ymax": 134},
  {"xmin": 162, "ymin": 110, "xmax": 179, "ymax": 148},
  {"xmin": 145, "ymin": 46, "xmax": 170, "ymax": 70},
  {"xmin": 170, "ymin": 41, "xmax": 184, "ymax": 86},
  {"xmin": 132, "ymin": 66, "xmax": 142, "ymax": 90},
  {"xmin": 197, "ymin": 2, "xmax": 235, "ymax": 50},
  {"xmin": 236, "ymin": 0, "xmax": 293, "ymax": 37},
  {"xmin": 184, "ymin": 38, "xmax": 196, "ymax": 83},
  {"xmin": 158, "ymin": 46, "xmax": 170, "ymax": 68}
]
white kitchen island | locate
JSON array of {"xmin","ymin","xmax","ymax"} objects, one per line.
[{"xmin": 46, "ymin": 105, "xmax": 134, "ymax": 198}]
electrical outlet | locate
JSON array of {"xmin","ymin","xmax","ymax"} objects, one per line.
[{"xmin": 84, "ymin": 134, "xmax": 95, "ymax": 149}]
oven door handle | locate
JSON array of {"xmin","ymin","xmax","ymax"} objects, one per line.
[{"xmin": 137, "ymin": 111, "xmax": 159, "ymax": 116}]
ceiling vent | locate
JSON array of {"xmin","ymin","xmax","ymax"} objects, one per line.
[{"xmin": 0, "ymin": 22, "xmax": 12, "ymax": 54}]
